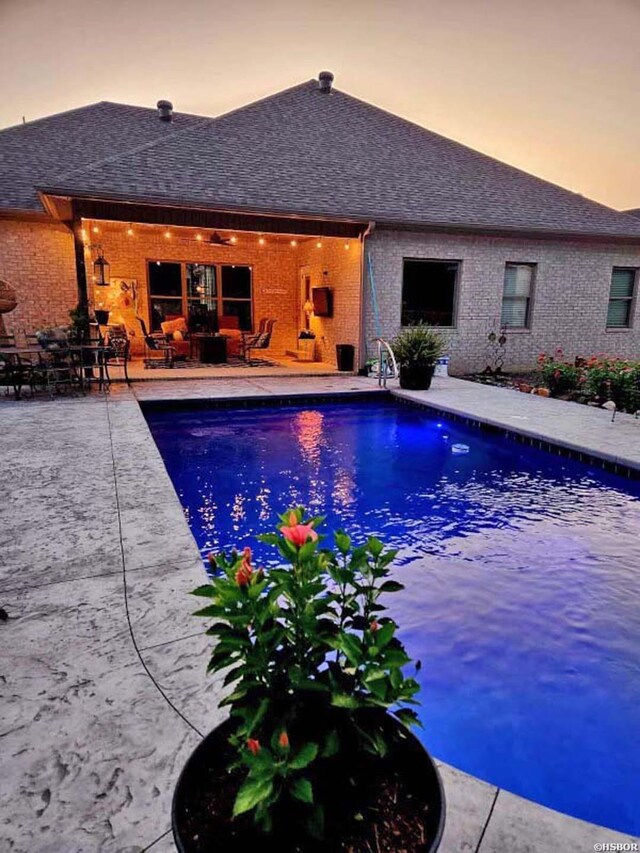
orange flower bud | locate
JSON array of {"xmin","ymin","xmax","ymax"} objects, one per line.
[
  {"xmin": 370, "ymin": 620, "xmax": 379, "ymax": 632},
  {"xmin": 235, "ymin": 563, "xmax": 253, "ymax": 587},
  {"xmin": 247, "ymin": 738, "xmax": 261, "ymax": 756},
  {"xmin": 278, "ymin": 731, "xmax": 290, "ymax": 749}
]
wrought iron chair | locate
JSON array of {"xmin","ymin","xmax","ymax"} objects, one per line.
[
  {"xmin": 105, "ymin": 325, "xmax": 131, "ymax": 384},
  {"xmin": 240, "ymin": 319, "xmax": 276, "ymax": 365},
  {"xmin": 137, "ymin": 317, "xmax": 175, "ymax": 368}
]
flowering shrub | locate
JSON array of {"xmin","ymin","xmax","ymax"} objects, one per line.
[
  {"xmin": 192, "ymin": 509, "xmax": 421, "ymax": 838},
  {"xmin": 537, "ymin": 350, "xmax": 640, "ymax": 412},
  {"xmin": 537, "ymin": 349, "xmax": 582, "ymax": 396},
  {"xmin": 583, "ymin": 357, "xmax": 640, "ymax": 412}
]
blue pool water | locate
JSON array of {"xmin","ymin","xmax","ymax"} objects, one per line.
[{"xmin": 145, "ymin": 398, "xmax": 640, "ymax": 835}]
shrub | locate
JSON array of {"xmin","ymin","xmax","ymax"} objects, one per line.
[
  {"xmin": 583, "ymin": 357, "xmax": 640, "ymax": 412},
  {"xmin": 537, "ymin": 349, "xmax": 581, "ymax": 396},
  {"xmin": 193, "ymin": 509, "xmax": 421, "ymax": 838},
  {"xmin": 391, "ymin": 324, "xmax": 445, "ymax": 368}
]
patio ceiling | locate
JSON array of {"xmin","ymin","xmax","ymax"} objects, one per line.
[{"xmin": 42, "ymin": 195, "xmax": 367, "ymax": 239}]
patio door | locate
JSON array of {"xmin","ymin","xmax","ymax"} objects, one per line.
[{"xmin": 300, "ymin": 266, "xmax": 311, "ymax": 331}]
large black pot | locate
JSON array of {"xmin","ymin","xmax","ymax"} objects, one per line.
[
  {"xmin": 172, "ymin": 713, "xmax": 445, "ymax": 852},
  {"xmin": 399, "ymin": 363, "xmax": 436, "ymax": 390},
  {"xmin": 94, "ymin": 309, "xmax": 110, "ymax": 325}
]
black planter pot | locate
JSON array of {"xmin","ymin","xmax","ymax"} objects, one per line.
[
  {"xmin": 172, "ymin": 713, "xmax": 445, "ymax": 852},
  {"xmin": 94, "ymin": 309, "xmax": 110, "ymax": 325},
  {"xmin": 399, "ymin": 363, "xmax": 436, "ymax": 390}
]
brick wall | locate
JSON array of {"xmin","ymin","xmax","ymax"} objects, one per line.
[
  {"xmin": 297, "ymin": 237, "xmax": 362, "ymax": 366},
  {"xmin": 365, "ymin": 229, "xmax": 640, "ymax": 373},
  {"xmin": 0, "ymin": 219, "xmax": 77, "ymax": 336}
]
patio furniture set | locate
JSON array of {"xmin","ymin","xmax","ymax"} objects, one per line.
[
  {"xmin": 0, "ymin": 326, "xmax": 130, "ymax": 400},
  {"xmin": 139, "ymin": 315, "xmax": 276, "ymax": 368}
]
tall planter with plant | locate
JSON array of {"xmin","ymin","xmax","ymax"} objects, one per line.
[
  {"xmin": 392, "ymin": 325, "xmax": 445, "ymax": 390},
  {"xmin": 173, "ymin": 509, "xmax": 445, "ymax": 852}
]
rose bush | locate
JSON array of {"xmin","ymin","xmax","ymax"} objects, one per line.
[
  {"xmin": 192, "ymin": 508, "xmax": 421, "ymax": 839},
  {"xmin": 537, "ymin": 350, "xmax": 640, "ymax": 412}
]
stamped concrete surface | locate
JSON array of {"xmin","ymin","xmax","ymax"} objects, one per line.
[{"xmin": 1, "ymin": 376, "xmax": 639, "ymax": 852}]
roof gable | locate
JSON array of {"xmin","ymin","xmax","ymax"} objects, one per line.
[{"xmin": 0, "ymin": 101, "xmax": 205, "ymax": 212}]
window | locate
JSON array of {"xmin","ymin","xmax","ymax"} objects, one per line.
[
  {"xmin": 149, "ymin": 262, "xmax": 182, "ymax": 331},
  {"xmin": 401, "ymin": 259, "xmax": 459, "ymax": 327},
  {"xmin": 607, "ymin": 267, "xmax": 636, "ymax": 329},
  {"xmin": 501, "ymin": 263, "xmax": 535, "ymax": 328},
  {"xmin": 148, "ymin": 261, "xmax": 253, "ymax": 332}
]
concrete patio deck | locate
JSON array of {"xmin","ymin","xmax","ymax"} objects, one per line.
[{"xmin": 1, "ymin": 375, "xmax": 639, "ymax": 852}]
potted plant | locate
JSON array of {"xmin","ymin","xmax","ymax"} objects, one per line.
[
  {"xmin": 392, "ymin": 325, "xmax": 445, "ymax": 390},
  {"xmin": 173, "ymin": 509, "xmax": 445, "ymax": 852}
]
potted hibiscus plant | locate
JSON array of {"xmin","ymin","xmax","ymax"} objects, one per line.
[{"xmin": 172, "ymin": 509, "xmax": 445, "ymax": 852}]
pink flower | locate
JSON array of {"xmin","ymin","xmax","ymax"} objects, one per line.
[
  {"xmin": 247, "ymin": 738, "xmax": 261, "ymax": 756},
  {"xmin": 280, "ymin": 512, "xmax": 318, "ymax": 548},
  {"xmin": 370, "ymin": 620, "xmax": 380, "ymax": 632}
]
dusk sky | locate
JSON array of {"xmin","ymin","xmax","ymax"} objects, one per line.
[{"xmin": 1, "ymin": 0, "xmax": 638, "ymax": 210}]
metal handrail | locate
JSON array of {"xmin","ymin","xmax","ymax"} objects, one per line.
[{"xmin": 372, "ymin": 337, "xmax": 398, "ymax": 388}]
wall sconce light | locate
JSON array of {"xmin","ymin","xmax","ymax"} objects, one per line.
[{"xmin": 93, "ymin": 247, "xmax": 110, "ymax": 287}]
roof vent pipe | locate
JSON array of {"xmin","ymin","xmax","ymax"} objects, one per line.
[
  {"xmin": 157, "ymin": 100, "xmax": 173, "ymax": 122},
  {"xmin": 318, "ymin": 71, "xmax": 334, "ymax": 93}
]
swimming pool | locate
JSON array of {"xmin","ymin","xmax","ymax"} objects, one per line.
[{"xmin": 145, "ymin": 397, "xmax": 640, "ymax": 835}]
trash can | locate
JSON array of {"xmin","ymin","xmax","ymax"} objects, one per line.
[{"xmin": 336, "ymin": 344, "xmax": 355, "ymax": 372}]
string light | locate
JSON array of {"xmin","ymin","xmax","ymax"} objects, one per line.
[
  {"xmin": 344, "ymin": 242, "xmax": 350, "ymax": 250},
  {"xmin": 230, "ymin": 236, "xmax": 237, "ymax": 244},
  {"xmin": 195, "ymin": 233, "xmax": 203, "ymax": 241},
  {"xmin": 126, "ymin": 225, "xmax": 134, "ymax": 236},
  {"xmin": 316, "ymin": 240, "xmax": 322, "ymax": 249},
  {"xmin": 92, "ymin": 225, "xmax": 100, "ymax": 234},
  {"xmin": 258, "ymin": 237, "xmax": 266, "ymax": 246},
  {"xmin": 290, "ymin": 239, "xmax": 298, "ymax": 247},
  {"xmin": 164, "ymin": 230, "xmax": 171, "ymax": 239}
]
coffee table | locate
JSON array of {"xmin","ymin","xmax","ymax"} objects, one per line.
[{"xmin": 191, "ymin": 334, "xmax": 228, "ymax": 364}]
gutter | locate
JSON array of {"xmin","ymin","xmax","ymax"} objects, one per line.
[{"xmin": 358, "ymin": 221, "xmax": 376, "ymax": 369}]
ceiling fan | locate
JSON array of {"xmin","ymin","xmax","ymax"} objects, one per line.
[{"xmin": 208, "ymin": 231, "xmax": 235, "ymax": 246}]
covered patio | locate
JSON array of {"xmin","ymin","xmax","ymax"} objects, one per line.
[{"xmin": 40, "ymin": 195, "xmax": 366, "ymax": 377}]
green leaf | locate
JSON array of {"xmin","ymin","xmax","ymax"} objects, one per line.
[
  {"xmin": 395, "ymin": 708, "xmax": 422, "ymax": 728},
  {"xmin": 367, "ymin": 537, "xmax": 384, "ymax": 558},
  {"xmin": 378, "ymin": 580, "xmax": 405, "ymax": 593},
  {"xmin": 192, "ymin": 584, "xmax": 216, "ymax": 598},
  {"xmin": 321, "ymin": 729, "xmax": 340, "ymax": 758},
  {"xmin": 330, "ymin": 692, "xmax": 361, "ymax": 709},
  {"xmin": 233, "ymin": 777, "xmax": 274, "ymax": 817},
  {"xmin": 334, "ymin": 633, "xmax": 362, "ymax": 666},
  {"xmin": 290, "ymin": 777, "xmax": 313, "ymax": 804},
  {"xmin": 289, "ymin": 742, "xmax": 319, "ymax": 770},
  {"xmin": 334, "ymin": 531, "xmax": 351, "ymax": 554},
  {"xmin": 374, "ymin": 622, "xmax": 395, "ymax": 648}
]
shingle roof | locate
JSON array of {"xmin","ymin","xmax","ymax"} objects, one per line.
[
  {"xmin": 3, "ymin": 79, "xmax": 640, "ymax": 240},
  {"xmin": 624, "ymin": 208, "xmax": 640, "ymax": 219},
  {"xmin": 0, "ymin": 101, "xmax": 205, "ymax": 212}
]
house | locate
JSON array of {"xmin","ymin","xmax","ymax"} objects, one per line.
[{"xmin": 1, "ymin": 71, "xmax": 639, "ymax": 373}]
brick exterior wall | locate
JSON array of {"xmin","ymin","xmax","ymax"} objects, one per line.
[
  {"xmin": 365, "ymin": 229, "xmax": 640, "ymax": 374},
  {"xmin": 297, "ymin": 238, "xmax": 362, "ymax": 366},
  {"xmin": 0, "ymin": 219, "xmax": 77, "ymax": 336}
]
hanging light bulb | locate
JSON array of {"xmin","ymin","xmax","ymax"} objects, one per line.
[
  {"xmin": 127, "ymin": 224, "xmax": 134, "ymax": 236},
  {"xmin": 290, "ymin": 239, "xmax": 298, "ymax": 247},
  {"xmin": 164, "ymin": 229, "xmax": 171, "ymax": 239},
  {"xmin": 230, "ymin": 235, "xmax": 238, "ymax": 244},
  {"xmin": 195, "ymin": 233, "xmax": 203, "ymax": 241},
  {"xmin": 316, "ymin": 240, "xmax": 322, "ymax": 249},
  {"xmin": 92, "ymin": 225, "xmax": 100, "ymax": 234},
  {"xmin": 344, "ymin": 242, "xmax": 350, "ymax": 250},
  {"xmin": 258, "ymin": 237, "xmax": 266, "ymax": 246}
]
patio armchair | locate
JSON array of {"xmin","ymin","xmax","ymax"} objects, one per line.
[
  {"xmin": 160, "ymin": 316, "xmax": 190, "ymax": 360},
  {"xmin": 240, "ymin": 319, "xmax": 276, "ymax": 365},
  {"xmin": 218, "ymin": 315, "xmax": 243, "ymax": 357},
  {"xmin": 137, "ymin": 317, "xmax": 176, "ymax": 369},
  {"xmin": 105, "ymin": 324, "xmax": 131, "ymax": 384},
  {"xmin": 0, "ymin": 351, "xmax": 32, "ymax": 399}
]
